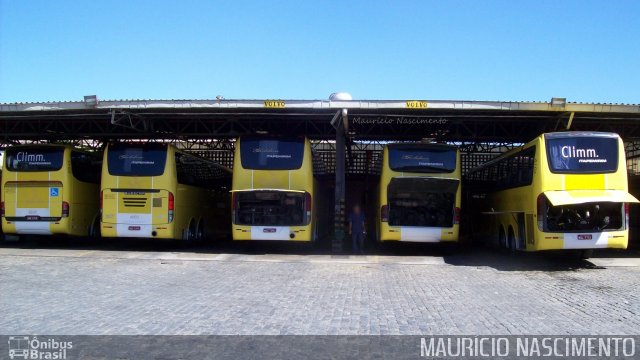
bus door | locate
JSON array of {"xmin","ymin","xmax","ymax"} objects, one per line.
[
  {"xmin": 386, "ymin": 177, "xmax": 459, "ymax": 241},
  {"xmin": 3, "ymin": 147, "xmax": 65, "ymax": 234}
]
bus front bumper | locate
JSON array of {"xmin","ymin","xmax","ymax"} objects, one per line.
[
  {"xmin": 101, "ymin": 223, "xmax": 174, "ymax": 239},
  {"xmin": 1, "ymin": 218, "xmax": 71, "ymax": 236},
  {"xmin": 380, "ymin": 225, "xmax": 459, "ymax": 242},
  {"xmin": 534, "ymin": 230, "xmax": 628, "ymax": 250},
  {"xmin": 232, "ymin": 225, "xmax": 312, "ymax": 241}
]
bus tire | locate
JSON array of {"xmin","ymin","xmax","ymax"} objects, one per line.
[
  {"xmin": 498, "ymin": 226, "xmax": 506, "ymax": 249},
  {"xmin": 579, "ymin": 249, "xmax": 594, "ymax": 259},
  {"xmin": 89, "ymin": 216, "xmax": 101, "ymax": 239},
  {"xmin": 508, "ymin": 226, "xmax": 516, "ymax": 252},
  {"xmin": 187, "ymin": 220, "xmax": 197, "ymax": 242},
  {"xmin": 195, "ymin": 219, "xmax": 205, "ymax": 243}
]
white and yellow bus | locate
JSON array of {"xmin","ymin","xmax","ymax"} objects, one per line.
[
  {"xmin": 466, "ymin": 131, "xmax": 638, "ymax": 254},
  {"xmin": 231, "ymin": 136, "xmax": 323, "ymax": 241},
  {"xmin": 1, "ymin": 144, "xmax": 101, "ymax": 237},
  {"xmin": 376, "ymin": 143, "xmax": 461, "ymax": 242},
  {"xmin": 100, "ymin": 143, "xmax": 231, "ymax": 241}
]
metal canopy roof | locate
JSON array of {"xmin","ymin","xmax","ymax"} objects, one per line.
[
  {"xmin": 2, "ymin": 98, "xmax": 639, "ymax": 112},
  {"xmin": 1, "ymin": 98, "xmax": 640, "ymax": 144}
]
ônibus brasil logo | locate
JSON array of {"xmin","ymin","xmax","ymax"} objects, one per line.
[{"xmin": 8, "ymin": 336, "xmax": 72, "ymax": 360}]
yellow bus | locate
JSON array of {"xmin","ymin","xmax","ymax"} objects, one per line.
[
  {"xmin": 466, "ymin": 131, "xmax": 638, "ymax": 254},
  {"xmin": 231, "ymin": 136, "xmax": 323, "ymax": 241},
  {"xmin": 100, "ymin": 143, "xmax": 231, "ymax": 241},
  {"xmin": 1, "ymin": 144, "xmax": 101, "ymax": 237},
  {"xmin": 376, "ymin": 143, "xmax": 461, "ymax": 242}
]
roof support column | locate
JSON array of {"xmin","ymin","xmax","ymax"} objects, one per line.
[
  {"xmin": 566, "ymin": 111, "xmax": 575, "ymax": 130},
  {"xmin": 332, "ymin": 109, "xmax": 348, "ymax": 253}
]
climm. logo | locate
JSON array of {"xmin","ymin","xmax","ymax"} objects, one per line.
[
  {"xmin": 560, "ymin": 146, "xmax": 598, "ymax": 158},
  {"xmin": 16, "ymin": 152, "xmax": 46, "ymax": 162},
  {"xmin": 8, "ymin": 336, "xmax": 72, "ymax": 360}
]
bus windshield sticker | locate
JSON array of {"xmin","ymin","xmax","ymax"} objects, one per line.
[
  {"xmin": 108, "ymin": 145, "xmax": 167, "ymax": 176},
  {"xmin": 240, "ymin": 138, "xmax": 304, "ymax": 170},
  {"xmin": 5, "ymin": 148, "xmax": 64, "ymax": 171},
  {"xmin": 546, "ymin": 136, "xmax": 618, "ymax": 173},
  {"xmin": 388, "ymin": 148, "xmax": 456, "ymax": 173}
]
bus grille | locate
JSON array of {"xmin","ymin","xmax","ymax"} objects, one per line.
[{"xmin": 123, "ymin": 197, "xmax": 147, "ymax": 208}]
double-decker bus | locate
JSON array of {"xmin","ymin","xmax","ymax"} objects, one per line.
[
  {"xmin": 231, "ymin": 136, "xmax": 324, "ymax": 241},
  {"xmin": 466, "ymin": 132, "xmax": 638, "ymax": 255},
  {"xmin": 100, "ymin": 143, "xmax": 231, "ymax": 241},
  {"xmin": 1, "ymin": 144, "xmax": 101, "ymax": 238},
  {"xmin": 376, "ymin": 143, "xmax": 461, "ymax": 242}
]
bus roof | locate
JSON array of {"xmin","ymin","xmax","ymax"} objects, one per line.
[
  {"xmin": 543, "ymin": 131, "xmax": 620, "ymax": 139},
  {"xmin": 386, "ymin": 142, "xmax": 458, "ymax": 151}
]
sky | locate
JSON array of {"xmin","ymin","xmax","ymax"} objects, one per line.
[{"xmin": 0, "ymin": 0, "xmax": 638, "ymax": 104}]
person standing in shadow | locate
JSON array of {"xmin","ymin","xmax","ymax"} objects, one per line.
[{"xmin": 348, "ymin": 204, "xmax": 366, "ymax": 254}]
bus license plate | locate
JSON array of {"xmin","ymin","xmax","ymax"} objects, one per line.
[
  {"xmin": 263, "ymin": 228, "xmax": 276, "ymax": 233},
  {"xmin": 26, "ymin": 216, "xmax": 40, "ymax": 221},
  {"xmin": 128, "ymin": 226, "xmax": 141, "ymax": 231},
  {"xmin": 577, "ymin": 234, "xmax": 592, "ymax": 240}
]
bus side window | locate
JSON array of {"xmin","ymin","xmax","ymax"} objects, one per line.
[
  {"xmin": 176, "ymin": 151, "xmax": 231, "ymax": 189},
  {"xmin": 176, "ymin": 152, "xmax": 197, "ymax": 187},
  {"xmin": 71, "ymin": 151, "xmax": 101, "ymax": 183}
]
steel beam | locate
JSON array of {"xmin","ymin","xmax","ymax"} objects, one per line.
[{"xmin": 333, "ymin": 110, "xmax": 347, "ymax": 253}]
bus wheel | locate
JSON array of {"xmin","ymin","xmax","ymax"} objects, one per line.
[
  {"xmin": 187, "ymin": 220, "xmax": 197, "ymax": 242},
  {"xmin": 89, "ymin": 216, "xmax": 101, "ymax": 239},
  {"xmin": 498, "ymin": 227, "xmax": 507, "ymax": 249},
  {"xmin": 195, "ymin": 220, "xmax": 205, "ymax": 243},
  {"xmin": 579, "ymin": 249, "xmax": 594, "ymax": 259},
  {"xmin": 507, "ymin": 227, "xmax": 517, "ymax": 252}
]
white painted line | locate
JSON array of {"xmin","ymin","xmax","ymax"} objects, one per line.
[
  {"xmin": 0, "ymin": 248, "xmax": 448, "ymax": 265},
  {"xmin": 587, "ymin": 258, "xmax": 640, "ymax": 267}
]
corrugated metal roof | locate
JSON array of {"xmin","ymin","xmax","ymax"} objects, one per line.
[
  {"xmin": 1, "ymin": 99, "xmax": 639, "ymax": 106},
  {"xmin": 0, "ymin": 98, "xmax": 638, "ymax": 113}
]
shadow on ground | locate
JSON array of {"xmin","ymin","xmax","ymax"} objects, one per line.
[{"xmin": 1, "ymin": 235, "xmax": 637, "ymax": 272}]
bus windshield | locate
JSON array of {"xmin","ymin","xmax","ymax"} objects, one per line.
[
  {"xmin": 240, "ymin": 138, "xmax": 304, "ymax": 170},
  {"xmin": 546, "ymin": 135, "xmax": 618, "ymax": 173},
  {"xmin": 5, "ymin": 147, "xmax": 64, "ymax": 171},
  {"xmin": 234, "ymin": 191, "xmax": 307, "ymax": 226},
  {"xmin": 387, "ymin": 177, "xmax": 458, "ymax": 227},
  {"xmin": 388, "ymin": 146, "xmax": 456, "ymax": 173},
  {"xmin": 107, "ymin": 144, "xmax": 168, "ymax": 176}
]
